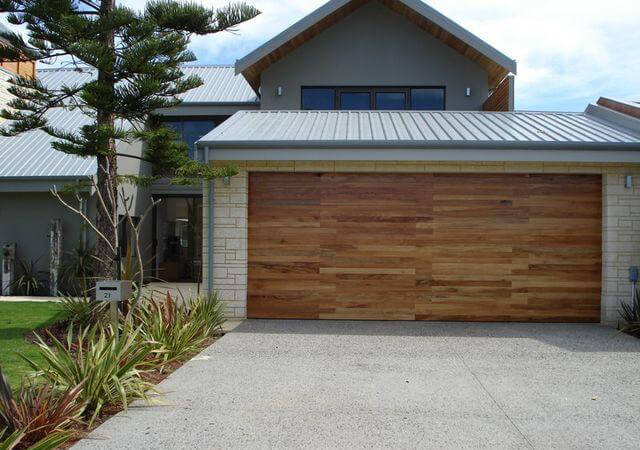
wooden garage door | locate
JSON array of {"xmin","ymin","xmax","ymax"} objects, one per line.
[{"xmin": 248, "ymin": 172, "xmax": 602, "ymax": 322}]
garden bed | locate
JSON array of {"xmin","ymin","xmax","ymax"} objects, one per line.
[
  {"xmin": 59, "ymin": 335, "xmax": 220, "ymax": 449},
  {"xmin": 0, "ymin": 293, "xmax": 226, "ymax": 449}
]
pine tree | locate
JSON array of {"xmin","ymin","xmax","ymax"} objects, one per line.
[{"xmin": 0, "ymin": 0, "xmax": 260, "ymax": 279}]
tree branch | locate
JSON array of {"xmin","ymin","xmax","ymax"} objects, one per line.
[
  {"xmin": 51, "ymin": 185, "xmax": 116, "ymax": 254},
  {"xmin": 79, "ymin": 0, "xmax": 100, "ymax": 9},
  {"xmin": 116, "ymin": 153, "xmax": 152, "ymax": 163}
]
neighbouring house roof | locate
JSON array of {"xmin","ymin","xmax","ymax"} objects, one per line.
[
  {"xmin": 198, "ymin": 109, "xmax": 640, "ymax": 151},
  {"xmin": 235, "ymin": 0, "xmax": 518, "ymax": 91},
  {"xmin": 0, "ymin": 108, "xmax": 96, "ymax": 178},
  {"xmin": 38, "ymin": 65, "xmax": 259, "ymax": 104},
  {"xmin": 0, "ymin": 65, "xmax": 257, "ymax": 179},
  {"xmin": 595, "ymin": 97, "xmax": 640, "ymax": 121}
]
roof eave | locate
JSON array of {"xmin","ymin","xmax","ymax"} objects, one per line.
[{"xmin": 198, "ymin": 140, "xmax": 640, "ymax": 152}]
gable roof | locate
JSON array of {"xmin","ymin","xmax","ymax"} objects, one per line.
[
  {"xmin": 235, "ymin": 0, "xmax": 517, "ymax": 92},
  {"xmin": 198, "ymin": 109, "xmax": 640, "ymax": 151}
]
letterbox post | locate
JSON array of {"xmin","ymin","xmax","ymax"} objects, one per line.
[{"xmin": 96, "ymin": 280, "xmax": 133, "ymax": 342}]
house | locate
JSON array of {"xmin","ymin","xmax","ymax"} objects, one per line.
[
  {"xmin": 1, "ymin": 0, "xmax": 640, "ymax": 324},
  {"xmin": 0, "ymin": 65, "xmax": 257, "ymax": 296},
  {"xmin": 0, "ymin": 22, "xmax": 36, "ymax": 116},
  {"xmin": 194, "ymin": 0, "xmax": 640, "ymax": 324}
]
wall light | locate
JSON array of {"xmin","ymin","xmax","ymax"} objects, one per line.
[
  {"xmin": 625, "ymin": 175, "xmax": 633, "ymax": 189},
  {"xmin": 276, "ymin": 86, "xmax": 283, "ymax": 97},
  {"xmin": 222, "ymin": 176, "xmax": 232, "ymax": 186},
  {"xmin": 465, "ymin": 87, "xmax": 472, "ymax": 97}
]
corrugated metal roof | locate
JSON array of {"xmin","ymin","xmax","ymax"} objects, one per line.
[
  {"xmin": 199, "ymin": 110, "xmax": 640, "ymax": 150},
  {"xmin": 37, "ymin": 65, "xmax": 259, "ymax": 104},
  {"xmin": 179, "ymin": 66, "xmax": 258, "ymax": 104},
  {"xmin": 0, "ymin": 65, "xmax": 258, "ymax": 179},
  {"xmin": 0, "ymin": 108, "xmax": 96, "ymax": 178}
]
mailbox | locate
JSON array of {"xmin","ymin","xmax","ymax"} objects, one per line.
[{"xmin": 96, "ymin": 280, "xmax": 133, "ymax": 302}]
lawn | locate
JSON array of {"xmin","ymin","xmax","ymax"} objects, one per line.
[{"xmin": 0, "ymin": 302, "xmax": 67, "ymax": 388}]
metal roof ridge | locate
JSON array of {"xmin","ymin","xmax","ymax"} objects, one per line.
[{"xmin": 37, "ymin": 64, "xmax": 236, "ymax": 72}]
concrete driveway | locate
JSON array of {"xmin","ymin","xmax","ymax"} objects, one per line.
[{"xmin": 75, "ymin": 320, "xmax": 640, "ymax": 449}]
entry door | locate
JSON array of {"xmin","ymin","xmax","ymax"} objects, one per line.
[{"xmin": 153, "ymin": 196, "xmax": 203, "ymax": 283}]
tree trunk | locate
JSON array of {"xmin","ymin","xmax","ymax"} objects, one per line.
[
  {"xmin": 95, "ymin": 153, "xmax": 118, "ymax": 280},
  {"xmin": 95, "ymin": 0, "xmax": 118, "ymax": 281}
]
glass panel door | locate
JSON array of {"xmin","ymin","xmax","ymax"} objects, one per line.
[{"xmin": 154, "ymin": 197, "xmax": 203, "ymax": 283}]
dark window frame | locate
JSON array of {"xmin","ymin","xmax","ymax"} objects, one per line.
[{"xmin": 301, "ymin": 86, "xmax": 447, "ymax": 110}]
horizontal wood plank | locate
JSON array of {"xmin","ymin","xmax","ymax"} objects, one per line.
[{"xmin": 248, "ymin": 172, "xmax": 602, "ymax": 322}]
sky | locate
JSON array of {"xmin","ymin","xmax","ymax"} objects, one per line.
[{"xmin": 3, "ymin": 0, "xmax": 639, "ymax": 112}]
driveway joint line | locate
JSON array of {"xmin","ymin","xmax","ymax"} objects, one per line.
[{"xmin": 450, "ymin": 344, "xmax": 536, "ymax": 450}]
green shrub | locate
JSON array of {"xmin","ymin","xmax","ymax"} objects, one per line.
[
  {"xmin": 619, "ymin": 290, "xmax": 640, "ymax": 338},
  {"xmin": 20, "ymin": 326, "xmax": 156, "ymax": 424},
  {"xmin": 130, "ymin": 294, "xmax": 208, "ymax": 368},
  {"xmin": 0, "ymin": 367, "xmax": 83, "ymax": 448},
  {"xmin": 191, "ymin": 292, "xmax": 226, "ymax": 335},
  {"xmin": 11, "ymin": 259, "xmax": 46, "ymax": 297},
  {"xmin": 60, "ymin": 245, "xmax": 96, "ymax": 295},
  {"xmin": 130, "ymin": 293, "xmax": 225, "ymax": 369},
  {"xmin": 58, "ymin": 294, "xmax": 107, "ymax": 329}
]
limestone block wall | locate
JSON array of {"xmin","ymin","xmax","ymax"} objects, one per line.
[
  {"xmin": 602, "ymin": 171, "xmax": 640, "ymax": 324},
  {"xmin": 202, "ymin": 174, "xmax": 249, "ymax": 318},
  {"xmin": 203, "ymin": 160, "xmax": 640, "ymax": 323}
]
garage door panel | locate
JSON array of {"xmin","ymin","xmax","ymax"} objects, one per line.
[
  {"xmin": 248, "ymin": 172, "xmax": 601, "ymax": 322},
  {"xmin": 249, "ymin": 295, "xmax": 323, "ymax": 320}
]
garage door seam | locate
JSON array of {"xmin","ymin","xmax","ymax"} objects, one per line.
[{"xmin": 452, "ymin": 348, "xmax": 535, "ymax": 449}]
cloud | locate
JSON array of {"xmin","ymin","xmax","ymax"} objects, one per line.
[
  {"xmin": 424, "ymin": 0, "xmax": 640, "ymax": 110},
  {"xmin": 2, "ymin": 0, "xmax": 638, "ymax": 112}
]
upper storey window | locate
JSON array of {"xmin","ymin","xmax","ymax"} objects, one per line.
[
  {"xmin": 340, "ymin": 91, "xmax": 371, "ymax": 110},
  {"xmin": 411, "ymin": 88, "xmax": 446, "ymax": 111},
  {"xmin": 301, "ymin": 88, "xmax": 335, "ymax": 110},
  {"xmin": 160, "ymin": 117, "xmax": 223, "ymax": 159},
  {"xmin": 302, "ymin": 87, "xmax": 445, "ymax": 111}
]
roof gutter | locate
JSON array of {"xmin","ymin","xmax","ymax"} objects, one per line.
[{"xmin": 199, "ymin": 140, "xmax": 640, "ymax": 152}]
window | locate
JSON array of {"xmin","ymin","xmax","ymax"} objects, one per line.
[
  {"xmin": 160, "ymin": 117, "xmax": 225, "ymax": 159},
  {"xmin": 302, "ymin": 88, "xmax": 335, "ymax": 110},
  {"xmin": 302, "ymin": 87, "xmax": 445, "ymax": 111},
  {"xmin": 411, "ymin": 88, "xmax": 445, "ymax": 111},
  {"xmin": 376, "ymin": 92, "xmax": 406, "ymax": 110},
  {"xmin": 340, "ymin": 92, "xmax": 371, "ymax": 110}
]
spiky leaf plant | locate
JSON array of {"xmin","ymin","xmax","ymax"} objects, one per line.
[
  {"xmin": 20, "ymin": 326, "xmax": 156, "ymax": 424},
  {"xmin": 0, "ymin": 366, "xmax": 84, "ymax": 448},
  {"xmin": 619, "ymin": 289, "xmax": 640, "ymax": 338}
]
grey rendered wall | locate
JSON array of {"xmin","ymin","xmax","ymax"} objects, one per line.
[
  {"xmin": 0, "ymin": 139, "xmax": 153, "ymax": 287},
  {"xmin": 117, "ymin": 139, "xmax": 152, "ymax": 218},
  {"xmin": 260, "ymin": 1, "xmax": 489, "ymax": 111},
  {"xmin": 0, "ymin": 191, "xmax": 95, "ymax": 278},
  {"xmin": 116, "ymin": 139, "xmax": 154, "ymax": 276}
]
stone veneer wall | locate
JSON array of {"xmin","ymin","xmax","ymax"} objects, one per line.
[
  {"xmin": 602, "ymin": 172, "xmax": 640, "ymax": 323},
  {"xmin": 202, "ymin": 174, "xmax": 249, "ymax": 319},
  {"xmin": 203, "ymin": 160, "xmax": 640, "ymax": 324}
]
